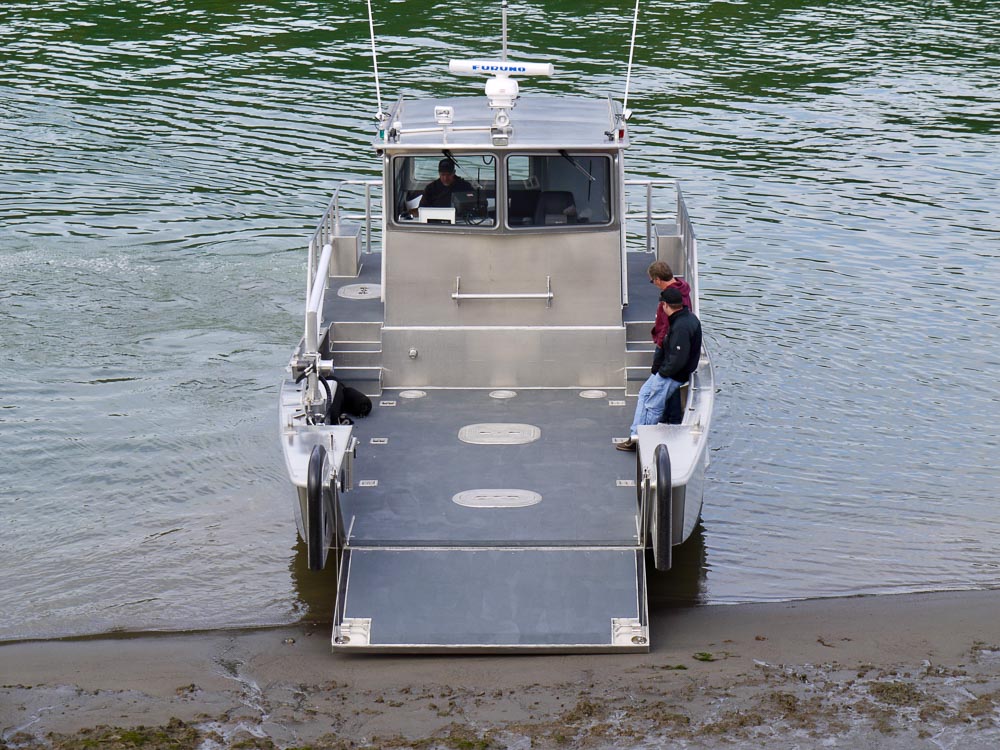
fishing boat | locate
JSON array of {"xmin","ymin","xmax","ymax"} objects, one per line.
[{"xmin": 278, "ymin": 5, "xmax": 714, "ymax": 652}]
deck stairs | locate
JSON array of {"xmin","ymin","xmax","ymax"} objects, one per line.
[
  {"xmin": 625, "ymin": 319, "xmax": 656, "ymax": 396},
  {"xmin": 330, "ymin": 321, "xmax": 383, "ymax": 397}
]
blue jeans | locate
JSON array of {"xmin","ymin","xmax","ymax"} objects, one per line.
[{"xmin": 629, "ymin": 374, "xmax": 682, "ymax": 437}]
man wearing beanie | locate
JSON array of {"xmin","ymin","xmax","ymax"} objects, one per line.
[{"xmin": 617, "ymin": 286, "xmax": 702, "ymax": 451}]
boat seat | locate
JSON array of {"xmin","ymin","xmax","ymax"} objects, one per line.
[
  {"xmin": 534, "ymin": 190, "xmax": 576, "ymax": 225},
  {"xmin": 508, "ymin": 189, "xmax": 540, "ymax": 225}
]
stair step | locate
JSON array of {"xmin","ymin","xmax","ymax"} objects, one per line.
[
  {"xmin": 332, "ymin": 320, "xmax": 382, "ymax": 344},
  {"xmin": 336, "ymin": 378, "xmax": 382, "ymax": 398},
  {"xmin": 625, "ymin": 365, "xmax": 649, "ymax": 397},
  {"xmin": 331, "ymin": 350, "xmax": 383, "ymax": 368},
  {"xmin": 334, "ymin": 365, "xmax": 383, "ymax": 382},
  {"xmin": 331, "ymin": 341, "xmax": 382, "ymax": 352},
  {"xmin": 626, "ymin": 320, "xmax": 655, "ymax": 340},
  {"xmin": 625, "ymin": 349, "xmax": 654, "ymax": 368}
]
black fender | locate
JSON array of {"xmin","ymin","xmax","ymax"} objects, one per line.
[
  {"xmin": 635, "ymin": 446, "xmax": 644, "ymax": 509},
  {"xmin": 652, "ymin": 443, "xmax": 673, "ymax": 572},
  {"xmin": 306, "ymin": 444, "xmax": 332, "ymax": 571}
]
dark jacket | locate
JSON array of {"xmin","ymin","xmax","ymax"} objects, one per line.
[
  {"xmin": 421, "ymin": 177, "xmax": 473, "ymax": 208},
  {"xmin": 650, "ymin": 277, "xmax": 692, "ymax": 373},
  {"xmin": 656, "ymin": 307, "xmax": 702, "ymax": 383}
]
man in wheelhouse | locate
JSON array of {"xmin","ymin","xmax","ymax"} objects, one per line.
[{"xmin": 420, "ymin": 158, "xmax": 473, "ymax": 208}]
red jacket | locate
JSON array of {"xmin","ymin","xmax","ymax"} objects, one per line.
[{"xmin": 651, "ymin": 277, "xmax": 692, "ymax": 347}]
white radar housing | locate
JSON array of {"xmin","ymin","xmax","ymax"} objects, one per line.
[
  {"xmin": 449, "ymin": 59, "xmax": 555, "ymax": 77},
  {"xmin": 485, "ymin": 76, "xmax": 519, "ymax": 109}
]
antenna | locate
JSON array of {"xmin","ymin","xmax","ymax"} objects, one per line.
[
  {"xmin": 501, "ymin": 0, "xmax": 508, "ymax": 61},
  {"xmin": 623, "ymin": 0, "xmax": 640, "ymax": 114},
  {"xmin": 449, "ymin": 3, "xmax": 555, "ymax": 146},
  {"xmin": 366, "ymin": 0, "xmax": 388, "ymax": 134}
]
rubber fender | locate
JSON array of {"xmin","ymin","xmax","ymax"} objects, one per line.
[
  {"xmin": 307, "ymin": 444, "xmax": 329, "ymax": 571},
  {"xmin": 653, "ymin": 443, "xmax": 673, "ymax": 572}
]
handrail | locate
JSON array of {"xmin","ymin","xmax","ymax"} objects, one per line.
[
  {"xmin": 623, "ymin": 178, "xmax": 676, "ymax": 253},
  {"xmin": 305, "ymin": 243, "xmax": 334, "ymax": 354},
  {"xmin": 306, "ymin": 179, "xmax": 383, "ymax": 348},
  {"xmin": 308, "ymin": 179, "xmax": 382, "ymax": 296},
  {"xmin": 623, "ymin": 178, "xmax": 699, "ymax": 317},
  {"xmin": 675, "ymin": 186, "xmax": 699, "ymax": 319},
  {"xmin": 452, "ymin": 275, "xmax": 553, "ymax": 307}
]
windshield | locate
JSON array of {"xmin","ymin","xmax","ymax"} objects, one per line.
[
  {"xmin": 392, "ymin": 154, "xmax": 497, "ymax": 227},
  {"xmin": 506, "ymin": 153, "xmax": 612, "ymax": 227}
]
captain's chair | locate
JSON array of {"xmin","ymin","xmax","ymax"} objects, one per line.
[{"xmin": 534, "ymin": 190, "xmax": 576, "ymax": 225}]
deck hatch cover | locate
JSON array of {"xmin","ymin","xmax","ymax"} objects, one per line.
[
  {"xmin": 458, "ymin": 423, "xmax": 541, "ymax": 445},
  {"xmin": 453, "ymin": 489, "xmax": 542, "ymax": 508},
  {"xmin": 337, "ymin": 283, "xmax": 381, "ymax": 299}
]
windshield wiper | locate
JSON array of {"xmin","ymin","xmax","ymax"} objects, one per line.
[{"xmin": 559, "ymin": 150, "xmax": 596, "ymax": 182}]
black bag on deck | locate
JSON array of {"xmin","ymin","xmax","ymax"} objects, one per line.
[{"xmin": 341, "ymin": 385, "xmax": 372, "ymax": 417}]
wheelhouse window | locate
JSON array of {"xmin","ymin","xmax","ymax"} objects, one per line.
[
  {"xmin": 392, "ymin": 154, "xmax": 497, "ymax": 228},
  {"xmin": 506, "ymin": 153, "xmax": 612, "ymax": 227}
]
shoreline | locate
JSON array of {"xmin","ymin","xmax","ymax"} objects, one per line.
[
  {"xmin": 2, "ymin": 589, "xmax": 998, "ymax": 748},
  {"xmin": 4, "ymin": 583, "xmax": 994, "ymax": 648}
]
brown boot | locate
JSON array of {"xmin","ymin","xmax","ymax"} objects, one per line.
[{"xmin": 615, "ymin": 437, "xmax": 637, "ymax": 452}]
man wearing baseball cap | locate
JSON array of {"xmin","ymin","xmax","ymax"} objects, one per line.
[
  {"xmin": 617, "ymin": 286, "xmax": 703, "ymax": 452},
  {"xmin": 420, "ymin": 158, "xmax": 473, "ymax": 208}
]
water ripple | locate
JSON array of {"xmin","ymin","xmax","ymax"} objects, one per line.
[{"xmin": 1, "ymin": 0, "xmax": 998, "ymax": 639}]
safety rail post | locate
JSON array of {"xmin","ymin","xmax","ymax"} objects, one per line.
[
  {"xmin": 307, "ymin": 238, "xmax": 316, "ymax": 310},
  {"xmin": 304, "ymin": 243, "xmax": 334, "ymax": 354},
  {"xmin": 645, "ymin": 182, "xmax": 653, "ymax": 254},
  {"xmin": 364, "ymin": 183, "xmax": 372, "ymax": 255}
]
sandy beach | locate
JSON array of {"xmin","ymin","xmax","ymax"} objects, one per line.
[{"xmin": 1, "ymin": 589, "xmax": 998, "ymax": 749}]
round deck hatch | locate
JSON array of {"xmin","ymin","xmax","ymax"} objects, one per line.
[
  {"xmin": 579, "ymin": 389, "xmax": 608, "ymax": 399},
  {"xmin": 337, "ymin": 283, "xmax": 381, "ymax": 299},
  {"xmin": 453, "ymin": 490, "xmax": 542, "ymax": 508},
  {"xmin": 488, "ymin": 389, "xmax": 517, "ymax": 399},
  {"xmin": 458, "ymin": 423, "xmax": 541, "ymax": 445},
  {"xmin": 399, "ymin": 389, "xmax": 427, "ymax": 399}
]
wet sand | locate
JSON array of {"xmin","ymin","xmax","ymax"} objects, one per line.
[{"xmin": 2, "ymin": 589, "xmax": 998, "ymax": 749}]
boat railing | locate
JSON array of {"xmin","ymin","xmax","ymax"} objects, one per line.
[
  {"xmin": 304, "ymin": 242, "xmax": 333, "ymax": 355},
  {"xmin": 624, "ymin": 179, "xmax": 700, "ymax": 317},
  {"xmin": 304, "ymin": 179, "xmax": 382, "ymax": 354},
  {"xmin": 307, "ymin": 179, "xmax": 382, "ymax": 295}
]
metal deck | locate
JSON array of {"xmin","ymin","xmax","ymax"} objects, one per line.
[
  {"xmin": 314, "ymin": 247, "xmax": 677, "ymax": 651},
  {"xmin": 334, "ymin": 547, "xmax": 647, "ymax": 651},
  {"xmin": 342, "ymin": 388, "xmax": 638, "ymax": 545}
]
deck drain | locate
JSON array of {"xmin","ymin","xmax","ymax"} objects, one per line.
[
  {"xmin": 458, "ymin": 423, "xmax": 540, "ymax": 445},
  {"xmin": 337, "ymin": 283, "xmax": 381, "ymax": 299},
  {"xmin": 489, "ymin": 389, "xmax": 517, "ymax": 399},
  {"xmin": 399, "ymin": 389, "xmax": 427, "ymax": 399},
  {"xmin": 579, "ymin": 389, "xmax": 607, "ymax": 399},
  {"xmin": 453, "ymin": 490, "xmax": 542, "ymax": 508}
]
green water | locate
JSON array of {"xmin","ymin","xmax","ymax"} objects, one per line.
[{"xmin": 1, "ymin": 0, "xmax": 998, "ymax": 640}]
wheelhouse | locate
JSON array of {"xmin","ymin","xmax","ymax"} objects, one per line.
[{"xmin": 376, "ymin": 93, "xmax": 630, "ymax": 389}]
